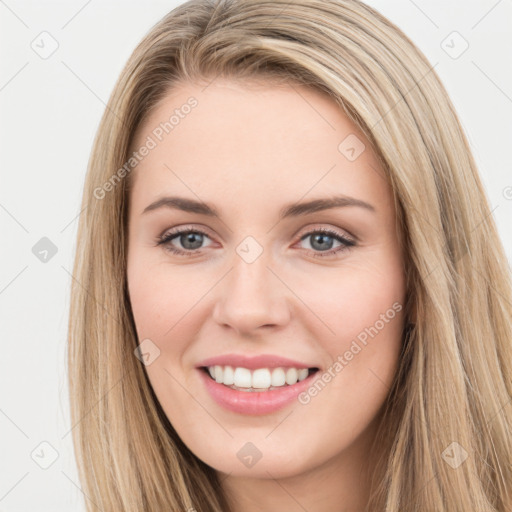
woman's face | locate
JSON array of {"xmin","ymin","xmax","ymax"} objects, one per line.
[{"xmin": 126, "ymin": 79, "xmax": 406, "ymax": 480}]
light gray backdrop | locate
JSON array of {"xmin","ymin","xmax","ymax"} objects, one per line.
[{"xmin": 1, "ymin": 0, "xmax": 511, "ymax": 510}]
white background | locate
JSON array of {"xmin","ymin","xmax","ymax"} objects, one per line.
[{"xmin": 1, "ymin": 1, "xmax": 511, "ymax": 510}]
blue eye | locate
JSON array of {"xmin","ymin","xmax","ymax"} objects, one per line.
[
  {"xmin": 157, "ymin": 226, "xmax": 356, "ymax": 258},
  {"xmin": 298, "ymin": 228, "xmax": 355, "ymax": 258},
  {"xmin": 157, "ymin": 227, "xmax": 212, "ymax": 255}
]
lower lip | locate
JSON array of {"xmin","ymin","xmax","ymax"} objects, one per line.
[{"xmin": 198, "ymin": 368, "xmax": 319, "ymax": 415}]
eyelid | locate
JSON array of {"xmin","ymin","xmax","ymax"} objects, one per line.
[
  {"xmin": 158, "ymin": 223, "xmax": 215, "ymax": 241},
  {"xmin": 294, "ymin": 223, "xmax": 356, "ymax": 243},
  {"xmin": 157, "ymin": 223, "xmax": 357, "ymax": 258},
  {"xmin": 158, "ymin": 223, "xmax": 356, "ymax": 243}
]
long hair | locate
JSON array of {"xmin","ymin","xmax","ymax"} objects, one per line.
[{"xmin": 67, "ymin": 0, "xmax": 512, "ymax": 510}]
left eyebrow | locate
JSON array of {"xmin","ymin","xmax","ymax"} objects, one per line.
[
  {"xmin": 278, "ymin": 195, "xmax": 376, "ymax": 219},
  {"xmin": 141, "ymin": 194, "xmax": 376, "ymax": 219}
]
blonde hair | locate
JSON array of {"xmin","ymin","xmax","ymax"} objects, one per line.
[{"xmin": 67, "ymin": 0, "xmax": 512, "ymax": 510}]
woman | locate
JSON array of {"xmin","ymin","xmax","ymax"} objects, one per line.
[{"xmin": 67, "ymin": 0, "xmax": 512, "ymax": 510}]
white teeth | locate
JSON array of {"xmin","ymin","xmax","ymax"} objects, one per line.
[
  {"xmin": 271, "ymin": 367, "xmax": 286, "ymax": 387},
  {"xmin": 285, "ymin": 368, "xmax": 298, "ymax": 385},
  {"xmin": 252, "ymin": 368, "xmax": 271, "ymax": 389},
  {"xmin": 233, "ymin": 367, "xmax": 252, "ymax": 388},
  {"xmin": 206, "ymin": 365, "xmax": 313, "ymax": 389},
  {"xmin": 297, "ymin": 368, "xmax": 309, "ymax": 381},
  {"xmin": 223, "ymin": 365, "xmax": 234, "ymax": 385},
  {"xmin": 214, "ymin": 365, "xmax": 223, "ymax": 384}
]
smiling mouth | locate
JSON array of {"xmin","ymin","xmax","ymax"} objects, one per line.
[{"xmin": 200, "ymin": 366, "xmax": 319, "ymax": 392}]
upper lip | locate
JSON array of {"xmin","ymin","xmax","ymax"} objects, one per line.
[{"xmin": 196, "ymin": 354, "xmax": 320, "ymax": 370}]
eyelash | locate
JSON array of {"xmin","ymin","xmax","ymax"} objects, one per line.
[{"xmin": 156, "ymin": 226, "xmax": 356, "ymax": 259}]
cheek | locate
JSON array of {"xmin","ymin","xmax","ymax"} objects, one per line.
[
  {"xmin": 127, "ymin": 255, "xmax": 201, "ymax": 340},
  {"xmin": 126, "ymin": 243, "xmax": 406, "ymax": 473},
  {"xmin": 309, "ymin": 270, "xmax": 404, "ymax": 423},
  {"xmin": 128, "ymin": 245, "xmax": 405, "ymax": 357},
  {"xmin": 296, "ymin": 258, "xmax": 405, "ymax": 346},
  {"xmin": 127, "ymin": 261, "xmax": 200, "ymax": 395},
  {"xmin": 296, "ymin": 260, "xmax": 405, "ymax": 407}
]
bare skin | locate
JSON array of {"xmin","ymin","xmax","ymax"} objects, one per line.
[{"xmin": 126, "ymin": 78, "xmax": 406, "ymax": 512}]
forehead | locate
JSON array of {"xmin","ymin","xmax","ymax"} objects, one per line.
[{"xmin": 128, "ymin": 79, "xmax": 390, "ymax": 215}]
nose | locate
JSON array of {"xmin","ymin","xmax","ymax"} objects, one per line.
[{"xmin": 212, "ymin": 251, "xmax": 291, "ymax": 336}]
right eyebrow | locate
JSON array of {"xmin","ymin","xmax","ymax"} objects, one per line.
[{"xmin": 142, "ymin": 196, "xmax": 219, "ymax": 217}]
